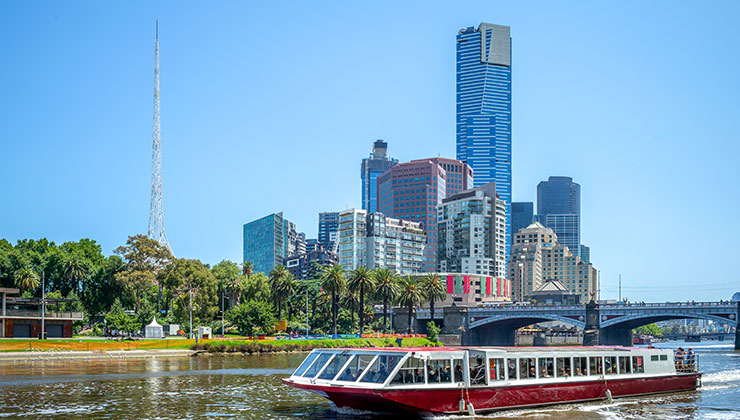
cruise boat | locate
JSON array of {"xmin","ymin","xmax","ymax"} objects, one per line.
[{"xmin": 282, "ymin": 346, "xmax": 701, "ymax": 414}]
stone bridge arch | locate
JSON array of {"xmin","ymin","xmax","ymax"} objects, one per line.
[{"xmin": 464, "ymin": 313, "xmax": 585, "ymax": 346}]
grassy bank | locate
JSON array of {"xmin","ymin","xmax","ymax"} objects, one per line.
[
  {"xmin": 0, "ymin": 339, "xmax": 196, "ymax": 352},
  {"xmin": 191, "ymin": 337, "xmax": 438, "ymax": 354}
]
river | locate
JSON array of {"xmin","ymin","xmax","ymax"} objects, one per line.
[{"xmin": 0, "ymin": 340, "xmax": 738, "ymax": 419}]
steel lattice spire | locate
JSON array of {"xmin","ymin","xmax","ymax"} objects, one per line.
[{"xmin": 148, "ymin": 20, "xmax": 172, "ymax": 253}]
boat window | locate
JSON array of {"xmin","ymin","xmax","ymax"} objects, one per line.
[
  {"xmin": 360, "ymin": 355, "xmax": 402, "ymax": 384},
  {"xmin": 470, "ymin": 355, "xmax": 487, "ymax": 385},
  {"xmin": 538, "ymin": 358, "xmax": 554, "ymax": 378},
  {"xmin": 589, "ymin": 356, "xmax": 603, "ymax": 375},
  {"xmin": 618, "ymin": 356, "xmax": 631, "ymax": 374},
  {"xmin": 633, "ymin": 356, "xmax": 644, "ymax": 373},
  {"xmin": 520, "ymin": 358, "xmax": 536, "ymax": 379},
  {"xmin": 453, "ymin": 359, "xmax": 464, "ymax": 383},
  {"xmin": 660, "ymin": 355, "xmax": 668, "ymax": 361},
  {"xmin": 573, "ymin": 357, "xmax": 587, "ymax": 376},
  {"xmin": 318, "ymin": 354, "xmax": 352, "ymax": 380},
  {"xmin": 293, "ymin": 352, "xmax": 319, "ymax": 376},
  {"xmin": 556, "ymin": 357, "xmax": 571, "ymax": 377},
  {"xmin": 336, "ymin": 354, "xmax": 374, "ymax": 382},
  {"xmin": 302, "ymin": 353, "xmax": 333, "ymax": 378},
  {"xmin": 390, "ymin": 356, "xmax": 425, "ymax": 385},
  {"xmin": 489, "ymin": 358, "xmax": 505, "ymax": 381},
  {"xmin": 428, "ymin": 359, "xmax": 452, "ymax": 384},
  {"xmin": 651, "ymin": 355, "xmax": 659, "ymax": 362},
  {"xmin": 507, "ymin": 359, "xmax": 517, "ymax": 380},
  {"xmin": 604, "ymin": 356, "xmax": 618, "ymax": 375}
]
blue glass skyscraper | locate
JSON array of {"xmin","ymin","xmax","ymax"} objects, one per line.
[
  {"xmin": 536, "ymin": 176, "xmax": 582, "ymax": 257},
  {"xmin": 456, "ymin": 22, "xmax": 512, "ymax": 259},
  {"xmin": 361, "ymin": 140, "xmax": 398, "ymax": 213},
  {"xmin": 511, "ymin": 201, "xmax": 533, "ymax": 243}
]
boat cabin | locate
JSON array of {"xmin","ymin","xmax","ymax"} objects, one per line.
[{"xmin": 289, "ymin": 346, "xmax": 689, "ymax": 389}]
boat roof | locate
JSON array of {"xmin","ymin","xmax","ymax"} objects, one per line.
[{"xmin": 319, "ymin": 346, "xmax": 658, "ymax": 353}]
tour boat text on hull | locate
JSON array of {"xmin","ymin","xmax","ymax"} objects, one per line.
[{"xmin": 282, "ymin": 346, "xmax": 701, "ymax": 414}]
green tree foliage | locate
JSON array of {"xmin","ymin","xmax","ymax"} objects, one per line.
[
  {"xmin": 347, "ymin": 266, "xmax": 375, "ymax": 334},
  {"xmin": 211, "ymin": 260, "xmax": 243, "ymax": 309},
  {"xmin": 374, "ymin": 268, "xmax": 399, "ymax": 332},
  {"xmin": 321, "ymin": 264, "xmax": 346, "ymax": 335},
  {"xmin": 227, "ymin": 300, "xmax": 276, "ymax": 336},
  {"xmin": 243, "ymin": 272, "xmax": 271, "ymax": 304},
  {"xmin": 634, "ymin": 323, "xmax": 662, "ymax": 336},
  {"xmin": 268, "ymin": 265, "xmax": 289, "ymax": 319},
  {"xmin": 421, "ymin": 273, "xmax": 446, "ymax": 321},
  {"xmin": 426, "ymin": 321, "xmax": 440, "ymax": 343},
  {"xmin": 163, "ymin": 258, "xmax": 218, "ymax": 328},
  {"xmin": 13, "ymin": 265, "xmax": 39, "ymax": 291},
  {"xmin": 397, "ymin": 276, "xmax": 424, "ymax": 333},
  {"xmin": 114, "ymin": 234, "xmax": 174, "ymax": 311},
  {"xmin": 105, "ymin": 298, "xmax": 139, "ymax": 336},
  {"xmin": 82, "ymin": 255, "xmax": 125, "ymax": 316}
]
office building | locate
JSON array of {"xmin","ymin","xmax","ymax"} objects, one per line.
[
  {"xmin": 580, "ymin": 245, "xmax": 591, "ymax": 265},
  {"xmin": 285, "ymin": 248, "xmax": 339, "ymax": 280},
  {"xmin": 456, "ymin": 23, "xmax": 512, "ymax": 257},
  {"xmin": 361, "ymin": 140, "xmax": 398, "ymax": 213},
  {"xmin": 243, "ymin": 212, "xmax": 305, "ymax": 275},
  {"xmin": 377, "ymin": 158, "xmax": 473, "ymax": 271},
  {"xmin": 536, "ymin": 176, "xmax": 581, "ymax": 256},
  {"xmin": 437, "ymin": 182, "xmax": 506, "ymax": 278},
  {"xmin": 511, "ymin": 202, "xmax": 533, "ymax": 247},
  {"xmin": 339, "ymin": 209, "xmax": 426, "ymax": 274},
  {"xmin": 508, "ymin": 222, "xmax": 597, "ymax": 303},
  {"xmin": 318, "ymin": 212, "xmax": 340, "ymax": 252}
]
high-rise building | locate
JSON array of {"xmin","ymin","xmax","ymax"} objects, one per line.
[
  {"xmin": 456, "ymin": 22, "xmax": 512, "ymax": 258},
  {"xmin": 508, "ymin": 222, "xmax": 597, "ymax": 303},
  {"xmin": 318, "ymin": 212, "xmax": 340, "ymax": 252},
  {"xmin": 580, "ymin": 245, "xmax": 591, "ymax": 265},
  {"xmin": 361, "ymin": 140, "xmax": 398, "ymax": 213},
  {"xmin": 377, "ymin": 158, "xmax": 473, "ymax": 271},
  {"xmin": 285, "ymin": 248, "xmax": 339, "ymax": 280},
  {"xmin": 437, "ymin": 182, "xmax": 506, "ymax": 278},
  {"xmin": 366, "ymin": 213, "xmax": 426, "ymax": 274},
  {"xmin": 338, "ymin": 208, "xmax": 367, "ymax": 271},
  {"xmin": 511, "ymin": 202, "xmax": 533, "ymax": 246},
  {"xmin": 338, "ymin": 209, "xmax": 426, "ymax": 274},
  {"xmin": 536, "ymin": 176, "xmax": 582, "ymax": 257},
  {"xmin": 243, "ymin": 212, "xmax": 304, "ymax": 275}
]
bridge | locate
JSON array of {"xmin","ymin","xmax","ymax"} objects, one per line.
[{"xmin": 407, "ymin": 301, "xmax": 740, "ymax": 347}]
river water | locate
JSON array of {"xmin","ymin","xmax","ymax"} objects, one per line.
[{"xmin": 0, "ymin": 340, "xmax": 738, "ymax": 419}]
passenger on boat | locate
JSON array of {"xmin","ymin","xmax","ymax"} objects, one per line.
[
  {"xmin": 507, "ymin": 359, "xmax": 517, "ymax": 379},
  {"xmin": 428, "ymin": 367, "xmax": 439, "ymax": 382},
  {"xmin": 414, "ymin": 369, "xmax": 424, "ymax": 383},
  {"xmin": 675, "ymin": 348, "xmax": 685, "ymax": 370},
  {"xmin": 471, "ymin": 357, "xmax": 486, "ymax": 385},
  {"xmin": 441, "ymin": 366, "xmax": 451, "ymax": 382},
  {"xmin": 454, "ymin": 364, "xmax": 463, "ymax": 382},
  {"xmin": 685, "ymin": 348, "xmax": 695, "ymax": 369}
]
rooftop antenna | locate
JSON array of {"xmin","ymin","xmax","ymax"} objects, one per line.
[
  {"xmin": 619, "ymin": 274, "xmax": 622, "ymax": 301},
  {"xmin": 148, "ymin": 19, "xmax": 172, "ymax": 254}
]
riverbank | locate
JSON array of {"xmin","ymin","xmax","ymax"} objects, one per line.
[
  {"xmin": 192, "ymin": 337, "xmax": 438, "ymax": 354},
  {"xmin": 0, "ymin": 349, "xmax": 196, "ymax": 362}
]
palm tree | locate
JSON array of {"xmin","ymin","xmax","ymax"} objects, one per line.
[
  {"xmin": 397, "ymin": 276, "xmax": 424, "ymax": 333},
  {"xmin": 422, "ymin": 273, "xmax": 446, "ymax": 322},
  {"xmin": 242, "ymin": 261, "xmax": 254, "ymax": 277},
  {"xmin": 279, "ymin": 273, "xmax": 297, "ymax": 322},
  {"xmin": 374, "ymin": 268, "xmax": 399, "ymax": 332},
  {"xmin": 14, "ymin": 266, "xmax": 40, "ymax": 291},
  {"xmin": 342, "ymin": 289, "xmax": 359, "ymax": 333},
  {"xmin": 269, "ymin": 265, "xmax": 288, "ymax": 319},
  {"xmin": 64, "ymin": 255, "xmax": 88, "ymax": 294},
  {"xmin": 347, "ymin": 266, "xmax": 375, "ymax": 334},
  {"xmin": 321, "ymin": 264, "xmax": 346, "ymax": 335}
]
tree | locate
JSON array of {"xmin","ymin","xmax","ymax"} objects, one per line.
[
  {"xmin": 278, "ymin": 273, "xmax": 297, "ymax": 322},
  {"xmin": 242, "ymin": 261, "xmax": 254, "ymax": 277},
  {"xmin": 82, "ymin": 255, "xmax": 125, "ymax": 316},
  {"xmin": 163, "ymin": 259, "xmax": 218, "ymax": 328},
  {"xmin": 397, "ymin": 276, "xmax": 424, "ymax": 333},
  {"xmin": 268, "ymin": 265, "xmax": 289, "ymax": 319},
  {"xmin": 426, "ymin": 320, "xmax": 440, "ymax": 343},
  {"xmin": 634, "ymin": 323, "xmax": 662, "ymax": 337},
  {"xmin": 347, "ymin": 266, "xmax": 375, "ymax": 334},
  {"xmin": 321, "ymin": 264, "xmax": 346, "ymax": 335},
  {"xmin": 114, "ymin": 234, "xmax": 174, "ymax": 311},
  {"xmin": 14, "ymin": 265, "xmax": 39, "ymax": 291},
  {"xmin": 422, "ymin": 273, "xmax": 446, "ymax": 321},
  {"xmin": 63, "ymin": 255, "xmax": 89, "ymax": 295},
  {"xmin": 243, "ymin": 272, "xmax": 271, "ymax": 304},
  {"xmin": 374, "ymin": 268, "xmax": 399, "ymax": 332},
  {"xmin": 105, "ymin": 298, "xmax": 139, "ymax": 336},
  {"xmin": 211, "ymin": 260, "xmax": 243, "ymax": 308},
  {"xmin": 227, "ymin": 300, "xmax": 276, "ymax": 336}
]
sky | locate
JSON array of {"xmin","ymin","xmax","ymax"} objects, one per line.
[{"xmin": 1, "ymin": 1, "xmax": 739, "ymax": 302}]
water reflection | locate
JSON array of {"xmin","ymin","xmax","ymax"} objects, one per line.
[{"xmin": 0, "ymin": 344, "xmax": 738, "ymax": 420}]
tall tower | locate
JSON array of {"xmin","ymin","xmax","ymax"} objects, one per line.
[
  {"xmin": 456, "ymin": 22, "xmax": 512, "ymax": 261},
  {"xmin": 148, "ymin": 21, "xmax": 172, "ymax": 252}
]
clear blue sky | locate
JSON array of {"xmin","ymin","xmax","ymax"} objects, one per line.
[{"xmin": 1, "ymin": 1, "xmax": 738, "ymax": 302}]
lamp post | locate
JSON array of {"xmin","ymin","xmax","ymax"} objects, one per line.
[
  {"xmin": 40, "ymin": 271, "xmax": 45, "ymax": 340},
  {"xmin": 189, "ymin": 287, "xmax": 193, "ymax": 340},
  {"xmin": 305, "ymin": 286, "xmax": 309, "ymax": 337},
  {"xmin": 221, "ymin": 289, "xmax": 226, "ymax": 338}
]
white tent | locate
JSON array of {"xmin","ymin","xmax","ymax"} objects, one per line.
[{"xmin": 144, "ymin": 317, "xmax": 164, "ymax": 339}]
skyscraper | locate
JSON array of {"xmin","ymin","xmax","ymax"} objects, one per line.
[
  {"xmin": 361, "ymin": 140, "xmax": 398, "ymax": 213},
  {"xmin": 511, "ymin": 202, "xmax": 534, "ymax": 246},
  {"xmin": 377, "ymin": 157, "xmax": 473, "ymax": 271},
  {"xmin": 536, "ymin": 176, "xmax": 581, "ymax": 256},
  {"xmin": 456, "ymin": 22, "xmax": 512, "ymax": 258},
  {"xmin": 318, "ymin": 212, "xmax": 339, "ymax": 252},
  {"xmin": 243, "ymin": 212, "xmax": 304, "ymax": 275}
]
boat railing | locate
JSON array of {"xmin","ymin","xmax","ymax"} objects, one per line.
[{"xmin": 674, "ymin": 352, "xmax": 699, "ymax": 373}]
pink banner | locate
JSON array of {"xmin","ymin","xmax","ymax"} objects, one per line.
[
  {"xmin": 447, "ymin": 275, "xmax": 454, "ymax": 294},
  {"xmin": 496, "ymin": 278, "xmax": 501, "ymax": 296},
  {"xmin": 464, "ymin": 276, "xmax": 470, "ymax": 294},
  {"xmin": 486, "ymin": 277, "xmax": 491, "ymax": 295}
]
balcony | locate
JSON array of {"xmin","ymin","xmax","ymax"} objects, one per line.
[{"xmin": 2, "ymin": 309, "xmax": 84, "ymax": 320}]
